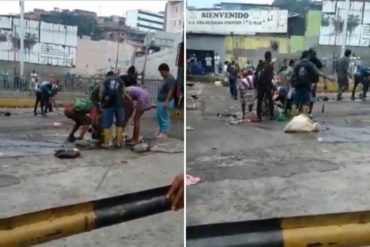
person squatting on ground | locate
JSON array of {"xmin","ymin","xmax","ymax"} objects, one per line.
[
  {"xmin": 351, "ymin": 64, "xmax": 370, "ymax": 101},
  {"xmin": 337, "ymin": 49, "xmax": 352, "ymax": 101},
  {"xmin": 308, "ymin": 48, "xmax": 323, "ymax": 115},
  {"xmin": 64, "ymin": 98, "xmax": 93, "ymax": 143},
  {"xmin": 227, "ymin": 60, "xmax": 239, "ymax": 100},
  {"xmin": 238, "ymin": 69, "xmax": 255, "ymax": 120},
  {"xmin": 99, "ymin": 71, "xmax": 125, "ymax": 148},
  {"xmin": 157, "ymin": 63, "xmax": 176, "ymax": 140},
  {"xmin": 256, "ymin": 51, "xmax": 275, "ymax": 122},
  {"xmin": 123, "ymin": 86, "xmax": 152, "ymax": 145}
]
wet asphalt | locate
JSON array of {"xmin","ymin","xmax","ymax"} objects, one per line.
[{"xmin": 187, "ymin": 82, "xmax": 370, "ymax": 226}]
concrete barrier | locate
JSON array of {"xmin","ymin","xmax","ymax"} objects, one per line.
[{"xmin": 0, "ymin": 186, "xmax": 171, "ymax": 247}]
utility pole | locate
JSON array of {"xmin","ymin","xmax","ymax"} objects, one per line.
[
  {"xmin": 341, "ymin": 0, "xmax": 350, "ymax": 57},
  {"xmin": 19, "ymin": 0, "xmax": 24, "ymax": 79},
  {"xmin": 115, "ymin": 31, "xmax": 120, "ymax": 74},
  {"xmin": 142, "ymin": 33, "xmax": 152, "ymax": 85}
]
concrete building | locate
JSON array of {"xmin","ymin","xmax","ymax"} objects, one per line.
[
  {"xmin": 125, "ymin": 9, "xmax": 164, "ymax": 32},
  {"xmin": 165, "ymin": 1, "xmax": 184, "ymax": 33}
]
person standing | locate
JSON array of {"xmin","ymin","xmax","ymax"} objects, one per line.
[
  {"xmin": 33, "ymin": 77, "xmax": 42, "ymax": 115},
  {"xmin": 337, "ymin": 49, "xmax": 352, "ymax": 101},
  {"xmin": 205, "ymin": 54, "xmax": 213, "ymax": 75},
  {"xmin": 214, "ymin": 53, "xmax": 221, "ymax": 75},
  {"xmin": 99, "ymin": 71, "xmax": 125, "ymax": 148},
  {"xmin": 30, "ymin": 70, "xmax": 38, "ymax": 91},
  {"xmin": 227, "ymin": 60, "xmax": 239, "ymax": 100},
  {"xmin": 292, "ymin": 51, "xmax": 318, "ymax": 116},
  {"xmin": 156, "ymin": 63, "xmax": 176, "ymax": 140},
  {"xmin": 256, "ymin": 51, "xmax": 275, "ymax": 122},
  {"xmin": 308, "ymin": 48, "xmax": 323, "ymax": 115}
]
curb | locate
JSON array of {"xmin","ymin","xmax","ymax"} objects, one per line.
[{"xmin": 0, "ymin": 98, "xmax": 65, "ymax": 108}]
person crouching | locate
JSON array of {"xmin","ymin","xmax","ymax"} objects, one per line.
[{"xmin": 64, "ymin": 100, "xmax": 92, "ymax": 143}]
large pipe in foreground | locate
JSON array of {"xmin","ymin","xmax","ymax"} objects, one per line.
[
  {"xmin": 187, "ymin": 210, "xmax": 370, "ymax": 247},
  {"xmin": 0, "ymin": 186, "xmax": 171, "ymax": 247}
]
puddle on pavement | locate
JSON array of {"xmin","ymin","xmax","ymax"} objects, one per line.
[
  {"xmin": 0, "ymin": 175, "xmax": 20, "ymax": 187},
  {"xmin": 0, "ymin": 139, "xmax": 67, "ymax": 158}
]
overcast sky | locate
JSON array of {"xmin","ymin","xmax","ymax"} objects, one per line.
[
  {"xmin": 0, "ymin": 0, "xmax": 167, "ymax": 16},
  {"xmin": 187, "ymin": 0, "xmax": 274, "ymax": 8}
]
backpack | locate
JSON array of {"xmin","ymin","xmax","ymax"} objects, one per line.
[
  {"xmin": 295, "ymin": 61, "xmax": 314, "ymax": 88},
  {"xmin": 74, "ymin": 97, "xmax": 93, "ymax": 113},
  {"xmin": 102, "ymin": 78, "xmax": 120, "ymax": 108}
]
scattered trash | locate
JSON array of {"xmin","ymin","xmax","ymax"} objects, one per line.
[
  {"xmin": 187, "ymin": 103, "xmax": 198, "ymax": 110},
  {"xmin": 53, "ymin": 122, "xmax": 62, "ymax": 127},
  {"xmin": 54, "ymin": 148, "xmax": 81, "ymax": 159},
  {"xmin": 214, "ymin": 81, "xmax": 222, "ymax": 87},
  {"xmin": 318, "ymin": 137, "xmax": 323, "ymax": 143},
  {"xmin": 284, "ymin": 114, "xmax": 320, "ymax": 133},
  {"xmin": 75, "ymin": 139, "xmax": 95, "ymax": 149},
  {"xmin": 186, "ymin": 126, "xmax": 194, "ymax": 131},
  {"xmin": 121, "ymin": 160, "xmax": 128, "ymax": 164},
  {"xmin": 191, "ymin": 94, "xmax": 199, "ymax": 100},
  {"xmin": 0, "ymin": 111, "xmax": 11, "ymax": 117},
  {"xmin": 132, "ymin": 142, "xmax": 150, "ymax": 153},
  {"xmin": 186, "ymin": 175, "xmax": 201, "ymax": 186}
]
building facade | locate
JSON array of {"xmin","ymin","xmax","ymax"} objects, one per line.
[
  {"xmin": 125, "ymin": 9, "xmax": 164, "ymax": 32},
  {"xmin": 0, "ymin": 16, "xmax": 78, "ymax": 67},
  {"xmin": 165, "ymin": 1, "xmax": 184, "ymax": 33}
]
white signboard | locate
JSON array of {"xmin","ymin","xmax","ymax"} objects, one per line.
[
  {"xmin": 320, "ymin": 0, "xmax": 370, "ymax": 47},
  {"xmin": 187, "ymin": 10, "xmax": 288, "ymax": 35}
]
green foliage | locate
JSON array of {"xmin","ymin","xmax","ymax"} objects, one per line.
[{"xmin": 40, "ymin": 11, "xmax": 103, "ymax": 40}]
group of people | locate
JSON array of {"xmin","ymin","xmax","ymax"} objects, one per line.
[
  {"xmin": 64, "ymin": 63, "xmax": 177, "ymax": 148},
  {"xmin": 33, "ymin": 74, "xmax": 59, "ymax": 116},
  {"xmin": 224, "ymin": 48, "xmax": 336, "ymax": 122}
]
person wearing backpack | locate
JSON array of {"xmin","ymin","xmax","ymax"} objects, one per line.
[
  {"xmin": 99, "ymin": 71, "xmax": 125, "ymax": 148},
  {"xmin": 292, "ymin": 51, "xmax": 320, "ymax": 115},
  {"xmin": 256, "ymin": 51, "xmax": 275, "ymax": 122},
  {"xmin": 64, "ymin": 98, "xmax": 93, "ymax": 143}
]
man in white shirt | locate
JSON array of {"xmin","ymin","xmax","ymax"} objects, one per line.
[
  {"xmin": 214, "ymin": 53, "xmax": 221, "ymax": 75},
  {"xmin": 30, "ymin": 70, "xmax": 38, "ymax": 91},
  {"xmin": 205, "ymin": 54, "xmax": 213, "ymax": 75}
]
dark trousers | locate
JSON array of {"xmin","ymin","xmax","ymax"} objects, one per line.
[
  {"xmin": 257, "ymin": 86, "xmax": 274, "ymax": 119},
  {"xmin": 352, "ymin": 74, "xmax": 369, "ymax": 99},
  {"xmin": 34, "ymin": 92, "xmax": 43, "ymax": 114},
  {"xmin": 229, "ymin": 78, "xmax": 238, "ymax": 99}
]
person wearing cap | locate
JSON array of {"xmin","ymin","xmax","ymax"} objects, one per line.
[{"xmin": 99, "ymin": 71, "xmax": 125, "ymax": 148}]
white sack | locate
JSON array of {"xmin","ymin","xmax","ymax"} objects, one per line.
[{"xmin": 284, "ymin": 114, "xmax": 319, "ymax": 133}]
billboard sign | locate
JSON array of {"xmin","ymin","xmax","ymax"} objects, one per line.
[
  {"xmin": 186, "ymin": 10, "xmax": 288, "ymax": 35},
  {"xmin": 320, "ymin": 0, "xmax": 370, "ymax": 47}
]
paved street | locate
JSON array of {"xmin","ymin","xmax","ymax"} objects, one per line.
[
  {"xmin": 0, "ymin": 108, "xmax": 183, "ymax": 247},
  {"xmin": 187, "ymin": 82, "xmax": 370, "ymax": 226}
]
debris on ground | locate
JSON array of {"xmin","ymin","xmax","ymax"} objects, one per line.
[
  {"xmin": 151, "ymin": 139, "xmax": 183, "ymax": 153},
  {"xmin": 214, "ymin": 81, "xmax": 222, "ymax": 87},
  {"xmin": 284, "ymin": 114, "xmax": 319, "ymax": 133},
  {"xmin": 132, "ymin": 142, "xmax": 150, "ymax": 153},
  {"xmin": 318, "ymin": 137, "xmax": 323, "ymax": 143},
  {"xmin": 0, "ymin": 111, "xmax": 11, "ymax": 117},
  {"xmin": 187, "ymin": 126, "xmax": 194, "ymax": 131},
  {"xmin": 75, "ymin": 139, "xmax": 95, "ymax": 149},
  {"xmin": 187, "ymin": 103, "xmax": 198, "ymax": 110},
  {"xmin": 53, "ymin": 122, "xmax": 62, "ymax": 127},
  {"xmin": 54, "ymin": 148, "xmax": 81, "ymax": 159},
  {"xmin": 186, "ymin": 175, "xmax": 201, "ymax": 186}
]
